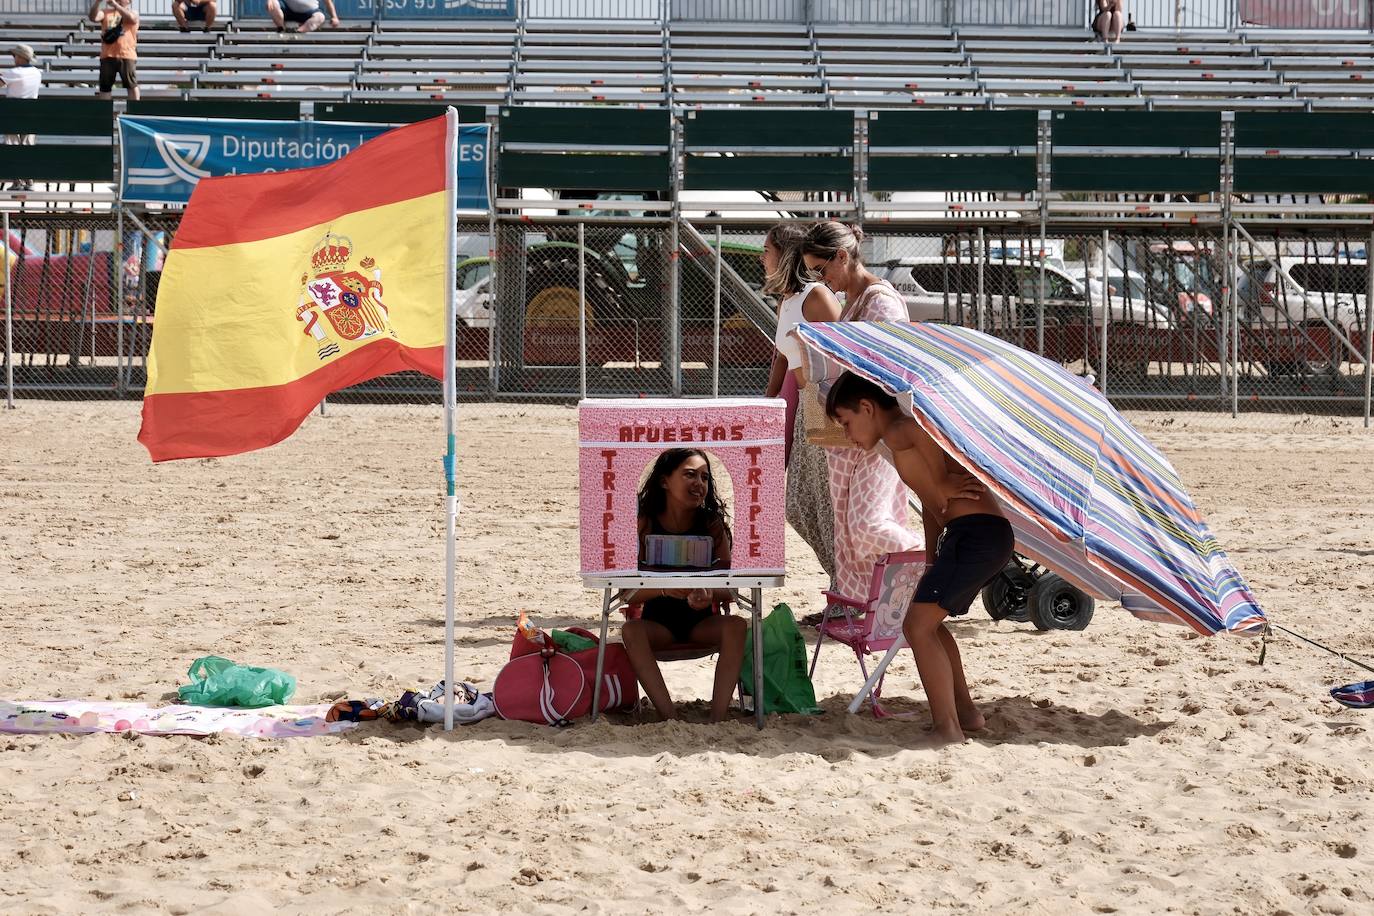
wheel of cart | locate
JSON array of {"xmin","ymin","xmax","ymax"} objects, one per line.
[
  {"xmin": 981, "ymin": 554, "xmax": 1095, "ymax": 631},
  {"xmin": 980, "ymin": 554, "xmax": 1036, "ymax": 623}
]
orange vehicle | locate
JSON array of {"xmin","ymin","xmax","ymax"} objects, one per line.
[{"xmin": 4, "ymin": 228, "xmax": 144, "ymax": 360}]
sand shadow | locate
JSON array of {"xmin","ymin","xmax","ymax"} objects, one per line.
[
  {"xmin": 419, "ymin": 635, "xmax": 512, "ymax": 649},
  {"xmin": 1316, "ymin": 547, "xmax": 1374, "ymax": 558},
  {"xmin": 347, "ymin": 693, "xmax": 1167, "ymax": 760},
  {"xmin": 406, "ymin": 615, "xmax": 520, "ymax": 630},
  {"xmin": 408, "ymin": 615, "xmax": 606, "ymax": 634}
]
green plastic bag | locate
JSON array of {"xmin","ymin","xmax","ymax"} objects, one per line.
[
  {"xmin": 177, "ymin": 655, "xmax": 296, "ymax": 708},
  {"xmin": 739, "ymin": 603, "xmax": 821, "ymax": 715},
  {"xmin": 550, "ymin": 629, "xmax": 598, "ymax": 653}
]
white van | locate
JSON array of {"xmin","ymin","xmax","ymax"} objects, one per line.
[
  {"xmin": 1240, "ymin": 256, "xmax": 1364, "ymax": 330},
  {"xmin": 1067, "ymin": 267, "xmax": 1172, "ymax": 325},
  {"xmin": 878, "ymin": 257, "xmax": 1172, "ymax": 327}
]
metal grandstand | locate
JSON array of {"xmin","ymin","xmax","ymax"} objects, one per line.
[
  {"xmin": 2, "ymin": 1, "xmax": 1374, "ymax": 108},
  {"xmin": 1, "ymin": 1, "xmax": 1372, "ymax": 415}
]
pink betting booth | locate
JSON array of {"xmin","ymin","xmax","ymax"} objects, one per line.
[
  {"xmin": 578, "ymin": 397, "xmax": 787, "ymax": 577},
  {"xmin": 579, "ymin": 397, "xmax": 788, "ymax": 729}
]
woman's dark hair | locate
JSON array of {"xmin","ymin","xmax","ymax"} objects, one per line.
[
  {"xmin": 800, "ymin": 220, "xmax": 865, "ymax": 270},
  {"xmin": 825, "ymin": 371, "xmax": 898, "ymax": 418},
  {"xmin": 762, "ymin": 222, "xmax": 808, "ymax": 297},
  {"xmin": 637, "ymin": 447, "xmax": 731, "ymax": 528}
]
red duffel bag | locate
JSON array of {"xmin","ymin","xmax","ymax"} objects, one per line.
[{"xmin": 492, "ymin": 625, "xmax": 638, "ymax": 725}]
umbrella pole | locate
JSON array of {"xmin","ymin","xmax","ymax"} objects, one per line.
[{"xmin": 1267, "ymin": 623, "xmax": 1374, "ymax": 677}]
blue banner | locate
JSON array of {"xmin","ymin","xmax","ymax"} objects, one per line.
[
  {"xmin": 234, "ymin": 0, "xmax": 516, "ymax": 20},
  {"xmin": 118, "ymin": 116, "xmax": 489, "ymax": 210}
]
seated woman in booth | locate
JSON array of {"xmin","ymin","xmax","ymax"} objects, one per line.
[{"xmin": 620, "ymin": 448, "xmax": 746, "ymax": 723}]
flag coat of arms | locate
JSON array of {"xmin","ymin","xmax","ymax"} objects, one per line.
[{"xmin": 138, "ymin": 113, "xmax": 455, "ymax": 462}]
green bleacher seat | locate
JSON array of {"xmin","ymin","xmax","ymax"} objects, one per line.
[
  {"xmin": 1050, "ymin": 110, "xmax": 1221, "ymax": 192},
  {"xmin": 1234, "ymin": 112, "xmax": 1374, "ymax": 193},
  {"xmin": 497, "ymin": 106, "xmax": 671, "ymax": 192},
  {"xmin": 867, "ymin": 110, "xmax": 1038, "ymax": 193},
  {"xmin": 682, "ymin": 109, "xmax": 853, "ymax": 192},
  {"xmin": 0, "ymin": 98, "xmax": 112, "ymax": 182}
]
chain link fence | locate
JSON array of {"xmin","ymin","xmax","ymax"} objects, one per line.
[
  {"xmin": 486, "ymin": 218, "xmax": 774, "ymax": 400},
  {"xmin": 862, "ymin": 225, "xmax": 1372, "ymax": 412},
  {"xmin": 3, "ymin": 211, "xmax": 140, "ymax": 401},
  {"xmin": 4, "ymin": 209, "xmax": 1372, "ymax": 420}
]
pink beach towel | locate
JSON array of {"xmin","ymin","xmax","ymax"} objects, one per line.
[{"xmin": 0, "ymin": 700, "xmax": 357, "ymax": 738}]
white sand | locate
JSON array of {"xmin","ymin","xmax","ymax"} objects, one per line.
[{"xmin": 1, "ymin": 402, "xmax": 1371, "ymax": 914}]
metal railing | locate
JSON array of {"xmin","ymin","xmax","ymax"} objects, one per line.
[
  {"xmin": 523, "ymin": 0, "xmax": 661, "ymax": 19},
  {"xmin": 1, "ymin": 0, "xmax": 1371, "ymax": 29},
  {"xmin": 1132, "ymin": 0, "xmax": 1370, "ymax": 31}
]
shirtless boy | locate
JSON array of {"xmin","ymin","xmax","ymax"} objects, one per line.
[{"xmin": 826, "ymin": 372, "xmax": 1014, "ymax": 744}]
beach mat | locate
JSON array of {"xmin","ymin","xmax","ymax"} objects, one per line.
[{"xmin": 0, "ymin": 700, "xmax": 356, "ymax": 738}]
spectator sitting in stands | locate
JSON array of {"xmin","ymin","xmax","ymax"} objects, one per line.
[
  {"xmin": 267, "ymin": 0, "xmax": 339, "ymax": 34},
  {"xmin": 1094, "ymin": 0, "xmax": 1126, "ymax": 44},
  {"xmin": 172, "ymin": 0, "xmax": 215, "ymax": 33},
  {"xmin": 0, "ymin": 43, "xmax": 42, "ymax": 191}
]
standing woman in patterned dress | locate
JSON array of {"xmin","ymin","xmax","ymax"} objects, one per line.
[
  {"xmin": 762, "ymin": 223, "xmax": 838, "ymax": 585},
  {"xmin": 796, "ymin": 221, "xmax": 923, "ymax": 610}
]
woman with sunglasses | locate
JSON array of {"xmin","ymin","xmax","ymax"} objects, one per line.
[
  {"xmin": 797, "ymin": 221, "xmax": 922, "ymax": 616},
  {"xmin": 761, "ymin": 223, "xmax": 839, "ymax": 584}
]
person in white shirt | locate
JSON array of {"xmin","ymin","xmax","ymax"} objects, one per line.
[
  {"xmin": 267, "ymin": 0, "xmax": 339, "ymax": 34},
  {"xmin": 0, "ymin": 43, "xmax": 42, "ymax": 190},
  {"xmin": 761, "ymin": 222, "xmax": 841, "ymax": 586}
]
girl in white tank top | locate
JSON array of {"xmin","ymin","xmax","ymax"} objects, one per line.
[{"xmin": 774, "ymin": 280, "xmax": 823, "ymax": 372}]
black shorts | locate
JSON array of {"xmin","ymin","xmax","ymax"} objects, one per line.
[
  {"xmin": 184, "ymin": 3, "xmax": 207, "ymax": 21},
  {"xmin": 641, "ymin": 597, "xmax": 711, "ymax": 643},
  {"xmin": 913, "ymin": 514, "xmax": 1015, "ymax": 616},
  {"xmin": 282, "ymin": 4, "xmax": 319, "ymax": 24},
  {"xmin": 98, "ymin": 58, "xmax": 137, "ymax": 93}
]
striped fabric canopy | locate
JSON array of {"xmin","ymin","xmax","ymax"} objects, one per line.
[
  {"xmin": 796, "ymin": 321, "xmax": 1266, "ymax": 636},
  {"xmin": 1331, "ymin": 682, "xmax": 1374, "ymax": 709}
]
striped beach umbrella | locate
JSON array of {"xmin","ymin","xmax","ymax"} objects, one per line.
[
  {"xmin": 795, "ymin": 321, "xmax": 1265, "ymax": 636},
  {"xmin": 1331, "ymin": 682, "xmax": 1374, "ymax": 709}
]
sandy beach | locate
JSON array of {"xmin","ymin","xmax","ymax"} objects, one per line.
[{"xmin": 1, "ymin": 401, "xmax": 1371, "ymax": 914}]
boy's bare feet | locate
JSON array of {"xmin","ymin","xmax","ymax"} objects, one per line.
[
  {"xmin": 957, "ymin": 705, "xmax": 986, "ymax": 733},
  {"xmin": 931, "ymin": 721, "xmax": 967, "ymax": 746}
]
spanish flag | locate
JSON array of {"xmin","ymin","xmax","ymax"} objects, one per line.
[{"xmin": 137, "ymin": 112, "xmax": 456, "ymax": 462}]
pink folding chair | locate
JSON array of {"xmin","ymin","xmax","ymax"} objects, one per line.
[{"xmin": 808, "ymin": 550, "xmax": 926, "ymax": 717}]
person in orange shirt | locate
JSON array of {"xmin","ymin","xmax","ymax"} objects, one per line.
[{"xmin": 88, "ymin": 0, "xmax": 140, "ymax": 101}]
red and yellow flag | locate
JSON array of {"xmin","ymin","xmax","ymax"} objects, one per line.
[{"xmin": 138, "ymin": 113, "xmax": 455, "ymax": 462}]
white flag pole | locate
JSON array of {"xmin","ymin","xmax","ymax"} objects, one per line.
[{"xmin": 443, "ymin": 108, "xmax": 460, "ymax": 731}]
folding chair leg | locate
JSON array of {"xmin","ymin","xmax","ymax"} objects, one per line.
[
  {"xmin": 854, "ymin": 650, "xmax": 884, "ymax": 717},
  {"xmin": 873, "ymin": 670, "xmax": 888, "ymax": 713},
  {"xmin": 849, "ymin": 636, "xmax": 906, "ymax": 715},
  {"xmin": 808, "ymin": 606, "xmax": 829, "ymax": 679}
]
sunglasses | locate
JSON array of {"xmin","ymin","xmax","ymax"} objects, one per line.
[{"xmin": 802, "ymin": 252, "xmax": 836, "ymax": 281}]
